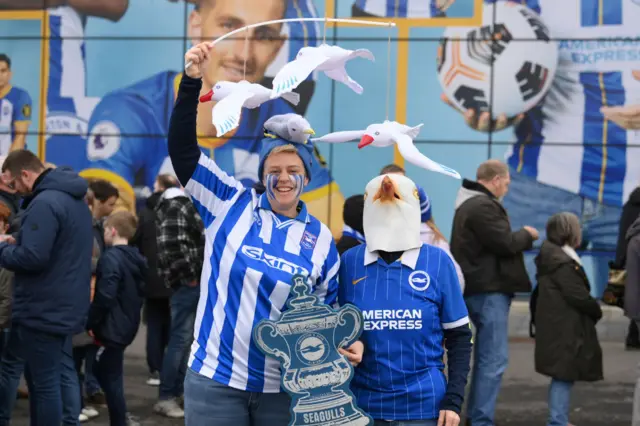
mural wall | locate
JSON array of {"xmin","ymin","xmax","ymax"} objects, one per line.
[{"xmin": 1, "ymin": 0, "xmax": 638, "ymax": 296}]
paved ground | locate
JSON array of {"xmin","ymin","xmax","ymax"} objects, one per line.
[{"xmin": 8, "ymin": 314, "xmax": 638, "ymax": 425}]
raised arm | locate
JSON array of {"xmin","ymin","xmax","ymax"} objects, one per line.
[{"xmin": 169, "ymin": 43, "xmax": 245, "ymax": 224}]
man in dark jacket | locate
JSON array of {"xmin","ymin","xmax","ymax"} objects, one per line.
[
  {"xmin": 153, "ymin": 185, "xmax": 204, "ymax": 418},
  {"xmin": 450, "ymin": 159, "xmax": 538, "ymax": 426},
  {"xmin": 612, "ymin": 186, "xmax": 640, "ymax": 348},
  {"xmin": 624, "ymin": 216, "xmax": 640, "ymax": 425},
  {"xmin": 130, "ymin": 174, "xmax": 179, "ymax": 386},
  {"xmin": 0, "ymin": 150, "xmax": 93, "ymax": 425}
]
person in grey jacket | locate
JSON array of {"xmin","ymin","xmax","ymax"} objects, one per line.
[{"xmin": 624, "ymin": 216, "xmax": 640, "ymax": 426}]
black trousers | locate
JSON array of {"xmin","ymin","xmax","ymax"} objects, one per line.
[{"xmin": 145, "ymin": 298, "xmax": 171, "ymax": 374}]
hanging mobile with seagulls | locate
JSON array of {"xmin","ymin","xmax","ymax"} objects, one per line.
[
  {"xmin": 198, "ymin": 81, "xmax": 300, "ymax": 137},
  {"xmin": 311, "ymin": 121, "xmax": 461, "ymax": 179},
  {"xmin": 270, "ymin": 44, "xmax": 375, "ymax": 99}
]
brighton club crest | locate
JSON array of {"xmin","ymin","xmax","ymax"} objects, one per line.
[{"xmin": 254, "ymin": 275, "xmax": 372, "ymax": 426}]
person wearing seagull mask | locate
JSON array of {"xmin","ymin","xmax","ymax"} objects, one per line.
[
  {"xmin": 338, "ymin": 173, "xmax": 472, "ymax": 426},
  {"xmin": 167, "ymin": 42, "xmax": 364, "ymax": 426}
]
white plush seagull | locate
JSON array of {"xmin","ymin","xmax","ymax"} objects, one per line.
[
  {"xmin": 199, "ymin": 80, "xmax": 300, "ymax": 136},
  {"xmin": 270, "ymin": 44, "xmax": 375, "ymax": 99},
  {"xmin": 263, "ymin": 114, "xmax": 315, "ymax": 143},
  {"xmin": 312, "ymin": 120, "xmax": 461, "ymax": 179}
]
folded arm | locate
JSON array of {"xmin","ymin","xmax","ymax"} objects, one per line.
[
  {"xmin": 471, "ymin": 203, "xmax": 533, "ymax": 256},
  {"xmin": 0, "ymin": 201, "xmax": 58, "ymax": 272}
]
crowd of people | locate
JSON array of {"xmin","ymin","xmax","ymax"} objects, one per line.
[{"xmin": 0, "ymin": 41, "xmax": 637, "ymax": 426}]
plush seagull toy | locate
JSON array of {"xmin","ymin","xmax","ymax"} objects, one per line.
[
  {"xmin": 312, "ymin": 120, "xmax": 461, "ymax": 179},
  {"xmin": 199, "ymin": 80, "xmax": 300, "ymax": 137},
  {"xmin": 270, "ymin": 44, "xmax": 375, "ymax": 99},
  {"xmin": 263, "ymin": 113, "xmax": 315, "ymax": 144}
]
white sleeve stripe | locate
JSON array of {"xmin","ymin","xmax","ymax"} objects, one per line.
[
  {"xmin": 198, "ymin": 153, "xmax": 243, "ymax": 191},
  {"xmin": 442, "ymin": 316, "xmax": 469, "ymax": 330}
]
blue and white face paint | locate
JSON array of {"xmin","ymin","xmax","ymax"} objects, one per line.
[{"xmin": 265, "ymin": 173, "xmax": 305, "ymax": 203}]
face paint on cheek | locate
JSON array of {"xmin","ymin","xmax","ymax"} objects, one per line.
[
  {"xmin": 290, "ymin": 174, "xmax": 305, "ymax": 198},
  {"xmin": 265, "ymin": 174, "xmax": 279, "ymax": 201}
]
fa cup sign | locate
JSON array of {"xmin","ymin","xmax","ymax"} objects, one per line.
[{"xmin": 254, "ymin": 274, "xmax": 372, "ymax": 426}]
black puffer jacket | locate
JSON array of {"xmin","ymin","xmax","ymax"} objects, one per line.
[
  {"xmin": 130, "ymin": 192, "xmax": 171, "ymax": 299},
  {"xmin": 614, "ymin": 187, "xmax": 640, "ymax": 268},
  {"xmin": 534, "ymin": 241, "xmax": 603, "ymax": 382},
  {"xmin": 450, "ymin": 179, "xmax": 533, "ymax": 296}
]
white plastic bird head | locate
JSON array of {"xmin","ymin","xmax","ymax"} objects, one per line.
[
  {"xmin": 358, "ymin": 122, "xmax": 394, "ymax": 148},
  {"xmin": 209, "ymin": 81, "xmax": 236, "ymax": 101},
  {"xmin": 295, "ymin": 46, "xmax": 315, "ymax": 59},
  {"xmin": 363, "ymin": 173, "xmax": 422, "ymax": 253}
]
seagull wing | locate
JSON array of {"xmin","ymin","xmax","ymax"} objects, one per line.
[
  {"xmin": 212, "ymin": 90, "xmax": 254, "ymax": 137},
  {"xmin": 311, "ymin": 130, "xmax": 366, "ymax": 144},
  {"xmin": 270, "ymin": 52, "xmax": 330, "ymax": 99},
  {"xmin": 394, "ymin": 133, "xmax": 461, "ymax": 179}
]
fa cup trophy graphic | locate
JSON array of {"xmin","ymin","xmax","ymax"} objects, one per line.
[{"xmin": 254, "ymin": 274, "xmax": 372, "ymax": 426}]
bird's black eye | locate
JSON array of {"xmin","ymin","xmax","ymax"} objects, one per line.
[
  {"xmin": 374, "ymin": 131, "xmax": 380, "ymax": 136},
  {"xmin": 291, "ymin": 128, "xmax": 297, "ymax": 132}
]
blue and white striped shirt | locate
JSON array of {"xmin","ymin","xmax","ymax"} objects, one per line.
[{"xmin": 185, "ymin": 152, "xmax": 340, "ymax": 392}]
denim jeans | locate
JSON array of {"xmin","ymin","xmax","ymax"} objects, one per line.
[
  {"xmin": 547, "ymin": 379, "xmax": 573, "ymax": 426},
  {"xmin": 60, "ymin": 337, "xmax": 81, "ymax": 426},
  {"xmin": 502, "ymin": 169, "xmax": 620, "ymax": 298},
  {"xmin": 93, "ymin": 346, "xmax": 127, "ymax": 426},
  {"xmin": 145, "ymin": 298, "xmax": 171, "ymax": 374},
  {"xmin": 159, "ymin": 285, "xmax": 199, "ymax": 400},
  {"xmin": 633, "ymin": 321, "xmax": 640, "ymax": 426},
  {"xmin": 184, "ymin": 368, "xmax": 291, "ymax": 426},
  {"xmin": 83, "ymin": 344, "xmax": 102, "ymax": 396},
  {"xmin": 465, "ymin": 293, "xmax": 511, "ymax": 426},
  {"xmin": 373, "ymin": 420, "xmax": 437, "ymax": 426},
  {"xmin": 0, "ymin": 325, "xmax": 67, "ymax": 426}
]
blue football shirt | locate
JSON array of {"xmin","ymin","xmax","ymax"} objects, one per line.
[{"xmin": 338, "ymin": 244, "xmax": 469, "ymax": 421}]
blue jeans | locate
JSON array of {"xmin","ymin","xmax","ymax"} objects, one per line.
[
  {"xmin": 547, "ymin": 379, "xmax": 573, "ymax": 426},
  {"xmin": 502, "ymin": 169, "xmax": 620, "ymax": 298},
  {"xmin": 94, "ymin": 346, "xmax": 127, "ymax": 426},
  {"xmin": 159, "ymin": 285, "xmax": 199, "ymax": 400},
  {"xmin": 0, "ymin": 325, "xmax": 68, "ymax": 426},
  {"xmin": 184, "ymin": 368, "xmax": 291, "ymax": 426},
  {"xmin": 465, "ymin": 293, "xmax": 511, "ymax": 426},
  {"xmin": 83, "ymin": 344, "xmax": 102, "ymax": 397},
  {"xmin": 60, "ymin": 338, "xmax": 81, "ymax": 425},
  {"xmin": 373, "ymin": 420, "xmax": 437, "ymax": 426}
]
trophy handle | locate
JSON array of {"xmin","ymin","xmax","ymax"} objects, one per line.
[
  {"xmin": 254, "ymin": 321, "xmax": 292, "ymax": 368},
  {"xmin": 335, "ymin": 305, "xmax": 363, "ymax": 349}
]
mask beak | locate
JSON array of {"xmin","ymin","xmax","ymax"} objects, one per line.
[
  {"xmin": 199, "ymin": 90, "xmax": 213, "ymax": 103},
  {"xmin": 373, "ymin": 175, "xmax": 397, "ymax": 203},
  {"xmin": 303, "ymin": 128, "xmax": 315, "ymax": 136},
  {"xmin": 358, "ymin": 134, "xmax": 374, "ymax": 149}
]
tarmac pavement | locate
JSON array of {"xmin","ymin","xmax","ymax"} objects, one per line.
[{"xmin": 8, "ymin": 314, "xmax": 638, "ymax": 425}]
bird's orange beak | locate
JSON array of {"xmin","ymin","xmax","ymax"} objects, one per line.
[
  {"xmin": 358, "ymin": 134, "xmax": 374, "ymax": 149},
  {"xmin": 199, "ymin": 90, "xmax": 213, "ymax": 103},
  {"xmin": 373, "ymin": 175, "xmax": 398, "ymax": 203}
]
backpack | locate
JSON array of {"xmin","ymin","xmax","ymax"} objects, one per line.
[{"xmin": 529, "ymin": 285, "xmax": 539, "ymax": 338}]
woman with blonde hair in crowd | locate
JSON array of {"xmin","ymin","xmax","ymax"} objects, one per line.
[
  {"xmin": 533, "ymin": 212, "xmax": 603, "ymax": 426},
  {"xmin": 379, "ymin": 164, "xmax": 465, "ymax": 291}
]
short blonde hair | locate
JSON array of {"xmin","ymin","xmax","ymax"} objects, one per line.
[
  {"xmin": 104, "ymin": 211, "xmax": 138, "ymax": 241},
  {"xmin": 546, "ymin": 212, "xmax": 581, "ymax": 248},
  {"xmin": 269, "ymin": 144, "xmax": 298, "ymax": 155}
]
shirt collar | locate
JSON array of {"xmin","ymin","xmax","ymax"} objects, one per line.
[
  {"xmin": 258, "ymin": 193, "xmax": 310, "ymax": 223},
  {"xmin": 363, "ymin": 245, "xmax": 422, "ymax": 269}
]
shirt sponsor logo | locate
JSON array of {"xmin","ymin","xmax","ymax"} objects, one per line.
[
  {"xmin": 46, "ymin": 113, "xmax": 89, "ymax": 138},
  {"xmin": 241, "ymin": 245, "xmax": 309, "ymax": 276},
  {"xmin": 408, "ymin": 270, "xmax": 430, "ymax": 291},
  {"xmin": 87, "ymin": 120, "xmax": 120, "ymax": 161},
  {"xmin": 300, "ymin": 230, "xmax": 317, "ymax": 250},
  {"xmin": 362, "ymin": 309, "xmax": 422, "ymax": 331},
  {"xmin": 559, "ymin": 39, "xmax": 640, "ymax": 65}
]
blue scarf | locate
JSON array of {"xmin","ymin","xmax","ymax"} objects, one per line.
[{"xmin": 342, "ymin": 224, "xmax": 365, "ymax": 243}]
